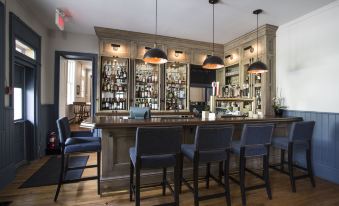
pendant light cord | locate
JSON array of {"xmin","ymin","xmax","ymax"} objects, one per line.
[
  {"xmin": 256, "ymin": 12, "xmax": 259, "ymax": 60},
  {"xmin": 154, "ymin": 0, "xmax": 158, "ymax": 46},
  {"xmin": 212, "ymin": 3, "xmax": 215, "ymax": 55}
]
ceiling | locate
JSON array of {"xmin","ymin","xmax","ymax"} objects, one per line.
[{"xmin": 19, "ymin": 0, "xmax": 335, "ymax": 44}]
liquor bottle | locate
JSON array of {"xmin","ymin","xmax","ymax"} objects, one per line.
[
  {"xmin": 101, "ymin": 98, "xmax": 106, "ymax": 110},
  {"xmin": 256, "ymin": 90, "xmax": 262, "ymax": 109},
  {"xmin": 154, "ymin": 99, "xmax": 158, "ymax": 110},
  {"xmin": 123, "ymin": 67, "xmax": 127, "ymax": 79}
]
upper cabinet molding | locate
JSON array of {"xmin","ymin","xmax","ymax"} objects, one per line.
[
  {"xmin": 95, "ymin": 26, "xmax": 223, "ymax": 63},
  {"xmin": 224, "ymin": 24, "xmax": 278, "ymax": 52}
]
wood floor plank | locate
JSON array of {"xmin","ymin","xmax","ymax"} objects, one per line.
[{"xmin": 1, "ymin": 153, "xmax": 339, "ymax": 206}]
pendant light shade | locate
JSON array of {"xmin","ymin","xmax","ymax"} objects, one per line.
[
  {"xmin": 143, "ymin": 48, "xmax": 168, "ymax": 64},
  {"xmin": 202, "ymin": 0, "xmax": 224, "ymax": 70},
  {"xmin": 248, "ymin": 9, "xmax": 268, "ymax": 74},
  {"xmin": 248, "ymin": 60, "xmax": 268, "ymax": 74},
  {"xmin": 143, "ymin": 0, "xmax": 168, "ymax": 64},
  {"xmin": 203, "ymin": 55, "xmax": 224, "ymax": 70}
]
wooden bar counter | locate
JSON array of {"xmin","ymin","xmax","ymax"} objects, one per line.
[{"xmin": 83, "ymin": 115, "xmax": 302, "ymax": 193}]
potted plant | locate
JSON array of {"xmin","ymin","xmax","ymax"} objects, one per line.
[{"xmin": 272, "ymin": 97, "xmax": 287, "ymax": 117}]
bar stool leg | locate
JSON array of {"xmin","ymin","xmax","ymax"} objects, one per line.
[
  {"xmin": 263, "ymin": 155, "xmax": 272, "ymax": 200},
  {"xmin": 64, "ymin": 154, "xmax": 70, "ymax": 174},
  {"xmin": 179, "ymin": 154, "xmax": 184, "ymax": 193},
  {"xmin": 162, "ymin": 168, "xmax": 167, "ymax": 196},
  {"xmin": 193, "ymin": 154, "xmax": 199, "ymax": 206},
  {"xmin": 97, "ymin": 151, "xmax": 101, "ymax": 195},
  {"xmin": 224, "ymin": 155, "xmax": 231, "ymax": 206},
  {"xmin": 306, "ymin": 148, "xmax": 316, "ymax": 187},
  {"xmin": 288, "ymin": 144, "xmax": 296, "ymax": 192},
  {"xmin": 219, "ymin": 161, "xmax": 223, "ymax": 183},
  {"xmin": 129, "ymin": 159, "xmax": 134, "ymax": 201},
  {"xmin": 174, "ymin": 154, "xmax": 180, "ymax": 206},
  {"xmin": 280, "ymin": 149, "xmax": 285, "ymax": 172},
  {"xmin": 54, "ymin": 153, "xmax": 65, "ymax": 202},
  {"xmin": 135, "ymin": 159, "xmax": 141, "ymax": 206},
  {"xmin": 206, "ymin": 163, "xmax": 210, "ymax": 189},
  {"xmin": 239, "ymin": 149, "xmax": 246, "ymax": 206}
]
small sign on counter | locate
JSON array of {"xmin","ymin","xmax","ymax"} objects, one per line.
[{"xmin": 209, "ymin": 113, "xmax": 216, "ymax": 120}]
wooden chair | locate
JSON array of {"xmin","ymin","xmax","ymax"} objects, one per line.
[{"xmin": 73, "ymin": 102, "xmax": 86, "ymax": 123}]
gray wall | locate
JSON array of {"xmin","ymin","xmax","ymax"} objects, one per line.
[{"xmin": 0, "ymin": 6, "xmax": 56, "ymax": 189}]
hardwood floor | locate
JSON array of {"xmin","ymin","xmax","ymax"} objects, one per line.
[{"xmin": 1, "ymin": 153, "xmax": 339, "ymax": 206}]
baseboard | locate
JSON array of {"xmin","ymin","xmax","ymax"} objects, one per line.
[
  {"xmin": 313, "ymin": 162, "xmax": 339, "ymax": 184},
  {"xmin": 0, "ymin": 164, "xmax": 15, "ymax": 190}
]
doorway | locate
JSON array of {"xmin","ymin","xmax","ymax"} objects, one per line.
[
  {"xmin": 59, "ymin": 58, "xmax": 93, "ymax": 122},
  {"xmin": 13, "ymin": 63, "xmax": 35, "ymax": 166},
  {"xmin": 10, "ymin": 13, "xmax": 41, "ymax": 164},
  {"xmin": 54, "ymin": 51, "xmax": 97, "ymax": 127}
]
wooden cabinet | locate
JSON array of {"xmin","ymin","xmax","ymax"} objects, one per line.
[
  {"xmin": 167, "ymin": 48, "xmax": 190, "ymax": 63},
  {"xmin": 216, "ymin": 24, "xmax": 277, "ymax": 116},
  {"xmin": 94, "ymin": 27, "xmax": 223, "ymax": 112},
  {"xmin": 100, "ymin": 39, "xmax": 131, "ymax": 58}
]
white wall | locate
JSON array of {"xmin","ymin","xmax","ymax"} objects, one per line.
[
  {"xmin": 276, "ymin": 0, "xmax": 339, "ymax": 113},
  {"xmin": 58, "ymin": 56, "xmax": 67, "ymax": 118}
]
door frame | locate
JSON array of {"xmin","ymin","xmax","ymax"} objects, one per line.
[
  {"xmin": 0, "ymin": 1, "xmax": 4, "ymax": 130},
  {"xmin": 54, "ymin": 51, "xmax": 98, "ymax": 118},
  {"xmin": 9, "ymin": 13, "xmax": 41, "ymax": 161}
]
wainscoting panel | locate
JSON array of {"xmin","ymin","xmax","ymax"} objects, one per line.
[
  {"xmin": 0, "ymin": 108, "xmax": 15, "ymax": 189},
  {"xmin": 38, "ymin": 104, "xmax": 57, "ymax": 156},
  {"xmin": 285, "ymin": 110, "xmax": 339, "ymax": 184}
]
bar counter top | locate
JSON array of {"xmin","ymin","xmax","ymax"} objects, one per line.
[{"xmin": 84, "ymin": 115, "xmax": 302, "ymax": 129}]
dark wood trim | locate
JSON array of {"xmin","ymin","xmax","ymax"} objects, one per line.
[
  {"xmin": 88, "ymin": 116, "xmax": 302, "ymax": 129},
  {"xmin": 0, "ymin": 1, "xmax": 5, "ymax": 131},
  {"xmin": 9, "ymin": 12, "xmax": 41, "ymax": 161}
]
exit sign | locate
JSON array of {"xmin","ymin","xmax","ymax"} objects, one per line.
[{"xmin": 55, "ymin": 9, "xmax": 65, "ymax": 31}]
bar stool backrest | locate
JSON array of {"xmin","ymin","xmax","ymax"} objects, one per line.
[
  {"xmin": 289, "ymin": 121, "xmax": 315, "ymax": 143},
  {"xmin": 135, "ymin": 126, "xmax": 182, "ymax": 156},
  {"xmin": 195, "ymin": 125, "xmax": 234, "ymax": 151},
  {"xmin": 240, "ymin": 124, "xmax": 274, "ymax": 147},
  {"xmin": 56, "ymin": 117, "xmax": 71, "ymax": 146}
]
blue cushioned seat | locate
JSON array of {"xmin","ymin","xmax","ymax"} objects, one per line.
[
  {"xmin": 232, "ymin": 141, "xmax": 267, "ymax": 157},
  {"xmin": 272, "ymin": 136, "xmax": 309, "ymax": 150},
  {"xmin": 129, "ymin": 127, "xmax": 182, "ymax": 169},
  {"xmin": 272, "ymin": 137, "xmax": 289, "ymax": 150},
  {"xmin": 54, "ymin": 117, "xmax": 102, "ymax": 201},
  {"xmin": 179, "ymin": 125, "xmax": 234, "ymax": 206},
  {"xmin": 64, "ymin": 140, "xmax": 101, "ymax": 154},
  {"xmin": 181, "ymin": 144, "xmax": 228, "ymax": 163},
  {"xmin": 270, "ymin": 121, "xmax": 316, "ymax": 193},
  {"xmin": 65, "ymin": 136, "xmax": 101, "ymax": 145},
  {"xmin": 231, "ymin": 124, "xmax": 274, "ymax": 205},
  {"xmin": 129, "ymin": 127, "xmax": 182, "ymax": 205},
  {"xmin": 129, "ymin": 147, "xmax": 176, "ymax": 169}
]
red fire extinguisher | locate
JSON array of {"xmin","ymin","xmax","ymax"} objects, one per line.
[{"xmin": 48, "ymin": 132, "xmax": 57, "ymax": 150}]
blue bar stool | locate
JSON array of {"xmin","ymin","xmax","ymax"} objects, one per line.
[
  {"xmin": 129, "ymin": 127, "xmax": 182, "ymax": 206},
  {"xmin": 54, "ymin": 117, "xmax": 101, "ymax": 201},
  {"xmin": 230, "ymin": 123, "xmax": 274, "ymax": 206},
  {"xmin": 271, "ymin": 121, "xmax": 315, "ymax": 192},
  {"xmin": 181, "ymin": 125, "xmax": 234, "ymax": 206}
]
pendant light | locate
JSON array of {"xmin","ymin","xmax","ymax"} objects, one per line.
[
  {"xmin": 248, "ymin": 9, "xmax": 268, "ymax": 74},
  {"xmin": 143, "ymin": 0, "xmax": 168, "ymax": 64},
  {"xmin": 202, "ymin": 0, "xmax": 224, "ymax": 70}
]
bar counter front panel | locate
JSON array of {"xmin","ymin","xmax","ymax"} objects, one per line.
[{"xmin": 86, "ymin": 116, "xmax": 302, "ymax": 193}]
